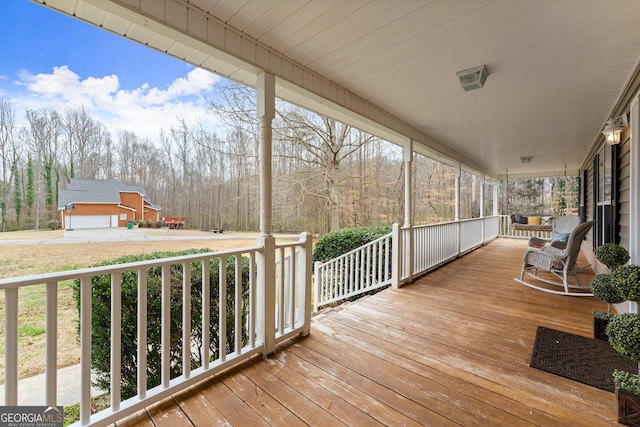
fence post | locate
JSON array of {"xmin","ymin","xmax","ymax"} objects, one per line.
[
  {"xmin": 405, "ymin": 225, "xmax": 414, "ymax": 283},
  {"xmin": 482, "ymin": 217, "xmax": 486, "ymax": 244},
  {"xmin": 4, "ymin": 288, "xmax": 18, "ymax": 406},
  {"xmin": 457, "ymin": 221, "xmax": 462, "ymax": 257},
  {"xmin": 313, "ymin": 261, "xmax": 322, "ymax": 312},
  {"xmin": 298, "ymin": 232, "xmax": 313, "ymax": 336},
  {"xmin": 392, "ymin": 223, "xmax": 402, "ymax": 288},
  {"xmin": 256, "ymin": 235, "xmax": 276, "ymax": 356}
]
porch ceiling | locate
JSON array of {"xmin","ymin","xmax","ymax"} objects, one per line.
[{"xmin": 37, "ymin": 0, "xmax": 640, "ymax": 177}]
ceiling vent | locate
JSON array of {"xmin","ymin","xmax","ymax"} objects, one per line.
[{"xmin": 456, "ymin": 65, "xmax": 488, "ymax": 91}]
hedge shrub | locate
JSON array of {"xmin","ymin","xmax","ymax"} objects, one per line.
[
  {"xmin": 72, "ymin": 249, "xmax": 250, "ymax": 399},
  {"xmin": 312, "ymin": 225, "xmax": 392, "ymax": 263}
]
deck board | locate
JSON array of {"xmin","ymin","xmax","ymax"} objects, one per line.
[{"xmin": 117, "ymin": 238, "xmax": 617, "ymax": 426}]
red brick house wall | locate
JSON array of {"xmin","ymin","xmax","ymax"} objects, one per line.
[
  {"xmin": 120, "ymin": 192, "xmax": 144, "ymax": 220},
  {"xmin": 59, "ymin": 204, "xmax": 135, "ymax": 228},
  {"xmin": 144, "ymin": 206, "xmax": 160, "ymax": 223}
]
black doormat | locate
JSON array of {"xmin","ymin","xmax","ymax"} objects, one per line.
[{"xmin": 529, "ymin": 326, "xmax": 636, "ymax": 392}]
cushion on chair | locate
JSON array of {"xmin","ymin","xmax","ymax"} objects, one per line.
[
  {"xmin": 552, "ymin": 231, "xmax": 570, "ymax": 242},
  {"xmin": 527, "ymin": 216, "xmax": 542, "ymax": 225},
  {"xmin": 513, "ymin": 214, "xmax": 528, "ymax": 224}
]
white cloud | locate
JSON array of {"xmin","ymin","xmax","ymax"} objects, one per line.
[{"xmin": 11, "ymin": 66, "xmax": 222, "ymax": 141}]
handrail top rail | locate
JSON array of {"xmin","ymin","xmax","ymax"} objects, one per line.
[
  {"xmin": 315, "ymin": 232, "xmax": 392, "ymax": 269},
  {"xmin": 275, "ymin": 233, "xmax": 311, "ymax": 249},
  {"xmin": 403, "ymin": 215, "xmax": 496, "ymax": 231},
  {"xmin": 0, "ymin": 244, "xmax": 263, "ymax": 290}
]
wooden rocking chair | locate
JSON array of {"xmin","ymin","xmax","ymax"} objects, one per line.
[{"xmin": 514, "ymin": 220, "xmax": 595, "ymax": 296}]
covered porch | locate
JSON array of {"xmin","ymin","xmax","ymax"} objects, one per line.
[
  {"xmin": 118, "ymin": 238, "xmax": 611, "ymax": 426},
  {"xmin": 6, "ymin": 1, "xmax": 640, "ymax": 425}
]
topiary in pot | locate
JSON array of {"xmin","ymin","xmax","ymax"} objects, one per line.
[
  {"xmin": 591, "ymin": 274, "xmax": 625, "ymax": 340},
  {"xmin": 592, "ymin": 274, "xmax": 626, "ymax": 312},
  {"xmin": 592, "ymin": 244, "xmax": 629, "ymax": 340},
  {"xmin": 607, "ymin": 313, "xmax": 640, "ymax": 423},
  {"xmin": 595, "ymin": 243, "xmax": 630, "ymax": 272},
  {"xmin": 612, "ymin": 265, "xmax": 640, "ymax": 303},
  {"xmin": 606, "ymin": 264, "xmax": 640, "ymax": 425}
]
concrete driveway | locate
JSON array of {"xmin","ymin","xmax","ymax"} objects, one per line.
[{"xmin": 0, "ymin": 227, "xmax": 300, "ymax": 244}]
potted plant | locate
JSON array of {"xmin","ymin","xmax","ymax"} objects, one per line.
[
  {"xmin": 591, "ymin": 243, "xmax": 629, "ymax": 340},
  {"xmin": 592, "ymin": 274, "xmax": 625, "ymax": 340},
  {"xmin": 606, "ymin": 264, "xmax": 640, "ymax": 426}
]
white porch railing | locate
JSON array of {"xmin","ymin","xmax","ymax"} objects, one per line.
[
  {"xmin": 313, "ymin": 216, "xmax": 499, "ymax": 310},
  {"xmin": 0, "ymin": 233, "xmax": 312, "ymax": 427},
  {"xmin": 2, "ymin": 217, "xmax": 506, "ymax": 424},
  {"xmin": 401, "ymin": 216, "xmax": 499, "ymax": 281},
  {"xmin": 313, "ymin": 233, "xmax": 393, "ymax": 311},
  {"xmin": 497, "ymin": 214, "xmax": 553, "ymax": 239}
]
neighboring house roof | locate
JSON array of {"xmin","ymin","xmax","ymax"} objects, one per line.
[
  {"xmin": 143, "ymin": 199, "xmax": 161, "ymax": 211},
  {"xmin": 57, "ymin": 178, "xmax": 149, "ymax": 208}
]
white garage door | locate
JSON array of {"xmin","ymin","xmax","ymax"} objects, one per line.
[{"xmin": 65, "ymin": 215, "xmax": 111, "ymax": 229}]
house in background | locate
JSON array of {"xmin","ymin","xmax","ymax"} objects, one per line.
[{"xmin": 57, "ymin": 178, "xmax": 161, "ymax": 229}]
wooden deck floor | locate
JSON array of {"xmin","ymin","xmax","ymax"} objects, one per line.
[{"xmin": 117, "ymin": 238, "xmax": 615, "ymax": 426}]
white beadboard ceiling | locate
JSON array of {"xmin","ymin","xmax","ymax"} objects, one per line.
[{"xmin": 36, "ymin": 0, "xmax": 640, "ymax": 177}]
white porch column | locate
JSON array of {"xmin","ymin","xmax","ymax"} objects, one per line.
[
  {"xmin": 454, "ymin": 161, "xmax": 461, "ymax": 221},
  {"xmin": 402, "ymin": 141, "xmax": 413, "ymax": 285},
  {"xmin": 256, "ymin": 71, "xmax": 277, "ymax": 355},
  {"xmin": 629, "ymin": 95, "xmax": 640, "ymax": 314},
  {"xmin": 630, "ymin": 95, "xmax": 640, "ymax": 265},
  {"xmin": 403, "ymin": 141, "xmax": 413, "ymax": 228},
  {"xmin": 492, "ymin": 180, "xmax": 499, "ymax": 216},
  {"xmin": 479, "ymin": 175, "xmax": 485, "ymax": 218},
  {"xmin": 258, "ymin": 72, "xmax": 275, "ymax": 237}
]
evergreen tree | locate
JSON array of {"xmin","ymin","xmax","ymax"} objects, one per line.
[
  {"xmin": 26, "ymin": 155, "xmax": 34, "ymax": 209},
  {"xmin": 0, "ymin": 182, "xmax": 6, "ymax": 232},
  {"xmin": 55, "ymin": 168, "xmax": 60, "ymax": 213},
  {"xmin": 13, "ymin": 163, "xmax": 21, "ymax": 223},
  {"xmin": 557, "ymin": 178, "xmax": 567, "ymax": 213},
  {"xmin": 44, "ymin": 157, "xmax": 53, "ymax": 210}
]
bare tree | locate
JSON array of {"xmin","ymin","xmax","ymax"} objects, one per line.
[
  {"xmin": 24, "ymin": 108, "xmax": 64, "ymax": 223},
  {"xmin": 0, "ymin": 98, "xmax": 18, "ymax": 231},
  {"xmin": 63, "ymin": 106, "xmax": 113, "ymax": 180},
  {"xmin": 275, "ymin": 106, "xmax": 376, "ymax": 231}
]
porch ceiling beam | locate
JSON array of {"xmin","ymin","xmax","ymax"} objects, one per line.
[{"xmin": 497, "ymin": 169, "xmax": 580, "ymax": 180}]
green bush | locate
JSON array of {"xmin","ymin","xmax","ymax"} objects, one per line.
[
  {"xmin": 145, "ymin": 219, "xmax": 154, "ymax": 227},
  {"xmin": 595, "ymin": 243, "xmax": 630, "ymax": 271},
  {"xmin": 72, "ymin": 249, "xmax": 250, "ymax": 399},
  {"xmin": 156, "ymin": 221, "xmax": 164, "ymax": 228},
  {"xmin": 612, "ymin": 265, "xmax": 640, "ymax": 303},
  {"xmin": 593, "ymin": 310, "xmax": 613, "ymax": 322},
  {"xmin": 614, "ymin": 370, "xmax": 640, "ymax": 396},
  {"xmin": 312, "ymin": 225, "xmax": 392, "ymax": 263},
  {"xmin": 607, "ymin": 313, "xmax": 640, "ymax": 363},
  {"xmin": 590, "ymin": 274, "xmax": 625, "ymax": 307},
  {"xmin": 605, "ymin": 262, "xmax": 640, "ymax": 395}
]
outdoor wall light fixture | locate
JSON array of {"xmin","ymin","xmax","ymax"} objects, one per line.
[
  {"xmin": 520, "ymin": 156, "xmax": 533, "ymax": 164},
  {"xmin": 456, "ymin": 65, "xmax": 488, "ymax": 91},
  {"xmin": 602, "ymin": 113, "xmax": 628, "ymax": 145}
]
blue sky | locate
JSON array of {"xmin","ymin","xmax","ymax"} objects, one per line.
[{"xmin": 0, "ymin": 1, "xmax": 222, "ymax": 140}]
